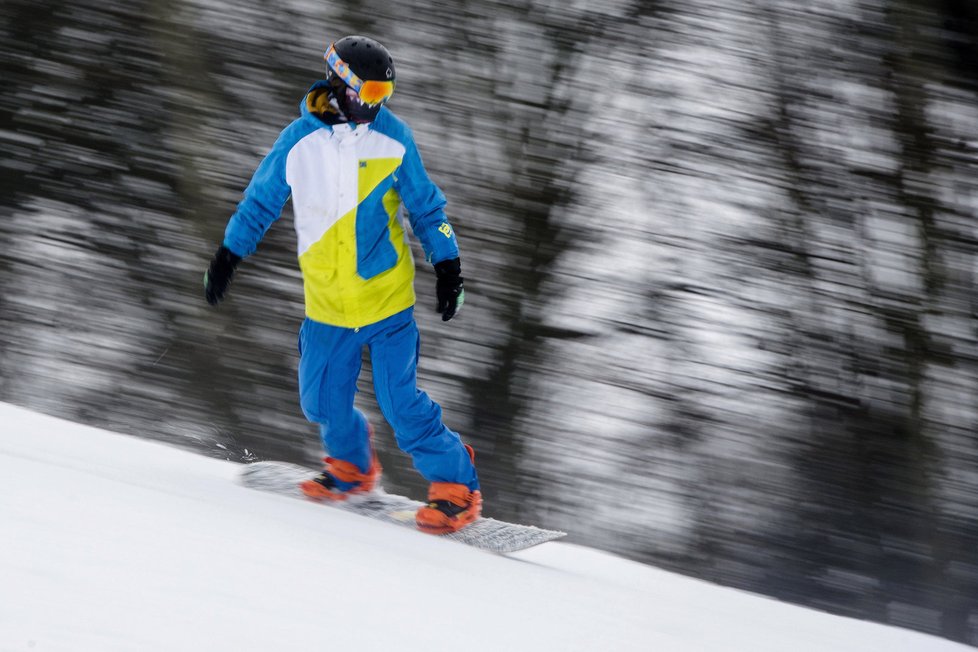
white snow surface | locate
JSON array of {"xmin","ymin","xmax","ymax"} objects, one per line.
[{"xmin": 0, "ymin": 402, "xmax": 967, "ymax": 652}]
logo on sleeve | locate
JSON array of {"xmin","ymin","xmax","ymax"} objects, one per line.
[{"xmin": 438, "ymin": 223, "xmax": 454, "ymax": 238}]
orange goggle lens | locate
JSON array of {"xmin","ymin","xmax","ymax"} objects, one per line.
[
  {"xmin": 325, "ymin": 45, "xmax": 395, "ymax": 106},
  {"xmin": 357, "ymin": 79, "xmax": 395, "ymax": 105}
]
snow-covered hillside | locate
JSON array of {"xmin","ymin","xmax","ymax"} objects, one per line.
[{"xmin": 0, "ymin": 403, "xmax": 967, "ymax": 652}]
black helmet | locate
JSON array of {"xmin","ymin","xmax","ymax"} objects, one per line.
[{"xmin": 324, "ymin": 35, "xmax": 396, "ymax": 123}]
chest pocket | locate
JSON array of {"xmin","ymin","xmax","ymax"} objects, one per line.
[{"xmin": 355, "ymin": 158, "xmax": 403, "ymax": 279}]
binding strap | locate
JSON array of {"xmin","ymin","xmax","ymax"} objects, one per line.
[{"xmin": 325, "ymin": 457, "xmax": 375, "ymax": 484}]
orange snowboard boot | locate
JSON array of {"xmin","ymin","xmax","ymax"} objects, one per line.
[
  {"xmin": 416, "ymin": 483, "xmax": 482, "ymax": 534},
  {"xmin": 415, "ymin": 445, "xmax": 482, "ymax": 534},
  {"xmin": 300, "ymin": 451, "xmax": 382, "ymax": 501}
]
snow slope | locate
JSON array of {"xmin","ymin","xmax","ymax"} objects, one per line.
[{"xmin": 0, "ymin": 403, "xmax": 967, "ymax": 652}]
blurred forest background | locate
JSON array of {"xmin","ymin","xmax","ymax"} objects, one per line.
[{"xmin": 2, "ymin": 0, "xmax": 977, "ymax": 645}]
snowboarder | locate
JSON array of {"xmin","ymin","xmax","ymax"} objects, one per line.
[{"xmin": 204, "ymin": 35, "xmax": 481, "ymax": 534}]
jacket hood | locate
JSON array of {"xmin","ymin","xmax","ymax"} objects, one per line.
[{"xmin": 300, "ymin": 80, "xmax": 344, "ymax": 127}]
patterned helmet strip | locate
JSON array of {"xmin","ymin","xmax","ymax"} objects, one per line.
[{"xmin": 324, "ymin": 44, "xmax": 395, "ymax": 106}]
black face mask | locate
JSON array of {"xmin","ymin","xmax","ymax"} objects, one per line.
[{"xmin": 327, "ymin": 71, "xmax": 383, "ymax": 124}]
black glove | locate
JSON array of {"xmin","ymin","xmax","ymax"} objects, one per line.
[
  {"xmin": 204, "ymin": 245, "xmax": 242, "ymax": 306},
  {"xmin": 434, "ymin": 257, "xmax": 464, "ymax": 322}
]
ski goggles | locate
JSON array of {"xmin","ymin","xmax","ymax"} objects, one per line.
[{"xmin": 324, "ymin": 44, "xmax": 395, "ymax": 106}]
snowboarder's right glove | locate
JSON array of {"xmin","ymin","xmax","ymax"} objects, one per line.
[
  {"xmin": 204, "ymin": 245, "xmax": 241, "ymax": 306},
  {"xmin": 434, "ymin": 257, "xmax": 464, "ymax": 322}
]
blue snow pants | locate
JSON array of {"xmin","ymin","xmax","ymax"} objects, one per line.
[{"xmin": 297, "ymin": 307, "xmax": 479, "ymax": 490}]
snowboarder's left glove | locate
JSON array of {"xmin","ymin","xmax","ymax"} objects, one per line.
[
  {"xmin": 434, "ymin": 257, "xmax": 464, "ymax": 322},
  {"xmin": 204, "ymin": 245, "xmax": 241, "ymax": 306}
]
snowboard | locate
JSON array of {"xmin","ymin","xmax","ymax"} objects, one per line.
[{"xmin": 238, "ymin": 461, "xmax": 566, "ymax": 553}]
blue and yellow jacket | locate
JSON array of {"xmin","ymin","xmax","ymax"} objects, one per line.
[{"xmin": 223, "ymin": 81, "xmax": 459, "ymax": 329}]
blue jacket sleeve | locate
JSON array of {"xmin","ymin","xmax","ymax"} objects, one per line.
[
  {"xmin": 223, "ymin": 121, "xmax": 304, "ymax": 258},
  {"xmin": 394, "ymin": 132, "xmax": 460, "ymax": 265}
]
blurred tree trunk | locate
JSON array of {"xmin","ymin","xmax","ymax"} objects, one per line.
[{"xmin": 458, "ymin": 6, "xmax": 596, "ymax": 523}]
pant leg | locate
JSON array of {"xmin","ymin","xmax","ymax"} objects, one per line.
[
  {"xmin": 367, "ymin": 311, "xmax": 479, "ymax": 490},
  {"xmin": 297, "ymin": 318, "xmax": 371, "ymax": 473}
]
